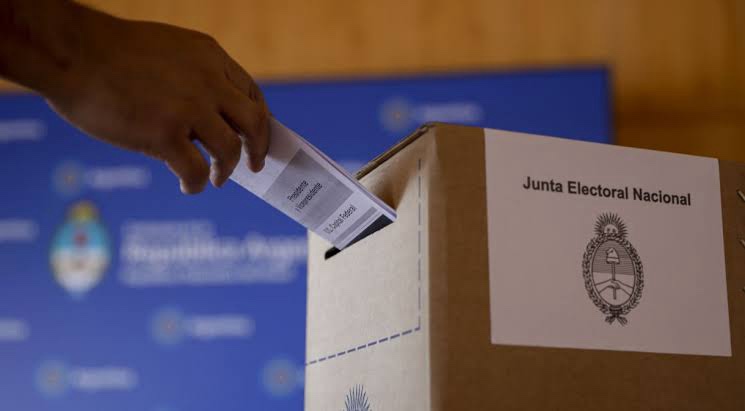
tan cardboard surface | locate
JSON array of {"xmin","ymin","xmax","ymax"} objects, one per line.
[
  {"xmin": 306, "ymin": 123, "xmax": 745, "ymax": 410},
  {"xmin": 306, "ymin": 133, "xmax": 435, "ymax": 411},
  {"xmin": 434, "ymin": 125, "xmax": 744, "ymax": 410}
]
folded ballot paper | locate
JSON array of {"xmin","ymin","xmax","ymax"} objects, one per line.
[{"xmin": 229, "ymin": 118, "xmax": 396, "ymax": 249}]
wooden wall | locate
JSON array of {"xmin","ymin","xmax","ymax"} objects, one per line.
[{"xmin": 7, "ymin": 1, "xmax": 745, "ymax": 160}]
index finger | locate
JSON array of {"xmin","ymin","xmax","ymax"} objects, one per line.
[{"xmin": 221, "ymin": 88, "xmax": 269, "ymax": 172}]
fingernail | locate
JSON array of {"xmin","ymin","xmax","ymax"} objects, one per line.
[{"xmin": 250, "ymin": 156, "xmax": 264, "ymax": 173}]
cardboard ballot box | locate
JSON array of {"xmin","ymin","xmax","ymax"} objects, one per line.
[{"xmin": 305, "ymin": 124, "xmax": 745, "ymax": 410}]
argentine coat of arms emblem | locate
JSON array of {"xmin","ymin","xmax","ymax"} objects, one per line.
[
  {"xmin": 582, "ymin": 213, "xmax": 644, "ymax": 325},
  {"xmin": 50, "ymin": 201, "xmax": 110, "ymax": 296}
]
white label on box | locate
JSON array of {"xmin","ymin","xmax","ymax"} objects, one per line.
[
  {"xmin": 230, "ymin": 118, "xmax": 395, "ymax": 249},
  {"xmin": 485, "ymin": 129, "xmax": 731, "ymax": 357}
]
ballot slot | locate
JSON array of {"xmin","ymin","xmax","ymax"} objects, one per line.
[
  {"xmin": 323, "ymin": 137, "xmax": 422, "ymax": 260},
  {"xmin": 229, "ymin": 117, "xmax": 396, "ymax": 250},
  {"xmin": 324, "ymin": 214, "xmax": 394, "ymax": 260}
]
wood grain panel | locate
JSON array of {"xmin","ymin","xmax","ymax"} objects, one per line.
[{"xmin": 1, "ymin": 0, "xmax": 742, "ymax": 159}]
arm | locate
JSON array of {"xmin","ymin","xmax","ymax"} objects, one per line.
[{"xmin": 0, "ymin": 0, "xmax": 269, "ymax": 194}]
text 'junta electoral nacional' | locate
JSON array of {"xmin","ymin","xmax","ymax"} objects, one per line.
[{"xmin": 522, "ymin": 176, "xmax": 692, "ymax": 206}]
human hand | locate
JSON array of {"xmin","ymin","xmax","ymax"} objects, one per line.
[{"xmin": 45, "ymin": 6, "xmax": 269, "ymax": 194}]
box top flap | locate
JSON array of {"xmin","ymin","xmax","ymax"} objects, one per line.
[{"xmin": 356, "ymin": 122, "xmax": 438, "ymax": 180}]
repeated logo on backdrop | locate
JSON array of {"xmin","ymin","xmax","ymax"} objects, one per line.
[
  {"xmin": 379, "ymin": 97, "xmax": 484, "ymax": 133},
  {"xmin": 150, "ymin": 306, "xmax": 255, "ymax": 345},
  {"xmin": 53, "ymin": 161, "xmax": 152, "ymax": 197},
  {"xmin": 35, "ymin": 360, "xmax": 139, "ymax": 397}
]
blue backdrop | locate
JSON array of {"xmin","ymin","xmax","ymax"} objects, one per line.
[{"xmin": 0, "ymin": 67, "xmax": 611, "ymax": 410}]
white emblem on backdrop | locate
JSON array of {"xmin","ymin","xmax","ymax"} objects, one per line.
[
  {"xmin": 261, "ymin": 358, "xmax": 304, "ymax": 397},
  {"xmin": 379, "ymin": 97, "xmax": 484, "ymax": 133},
  {"xmin": 35, "ymin": 360, "xmax": 68, "ymax": 397},
  {"xmin": 50, "ymin": 201, "xmax": 110, "ymax": 296},
  {"xmin": 53, "ymin": 162, "xmax": 84, "ymax": 196}
]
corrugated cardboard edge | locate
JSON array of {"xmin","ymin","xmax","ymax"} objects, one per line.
[{"xmin": 356, "ymin": 123, "xmax": 439, "ymax": 180}]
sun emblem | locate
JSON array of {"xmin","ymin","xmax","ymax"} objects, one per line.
[
  {"xmin": 582, "ymin": 213, "xmax": 643, "ymax": 325},
  {"xmin": 343, "ymin": 385, "xmax": 371, "ymax": 411}
]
